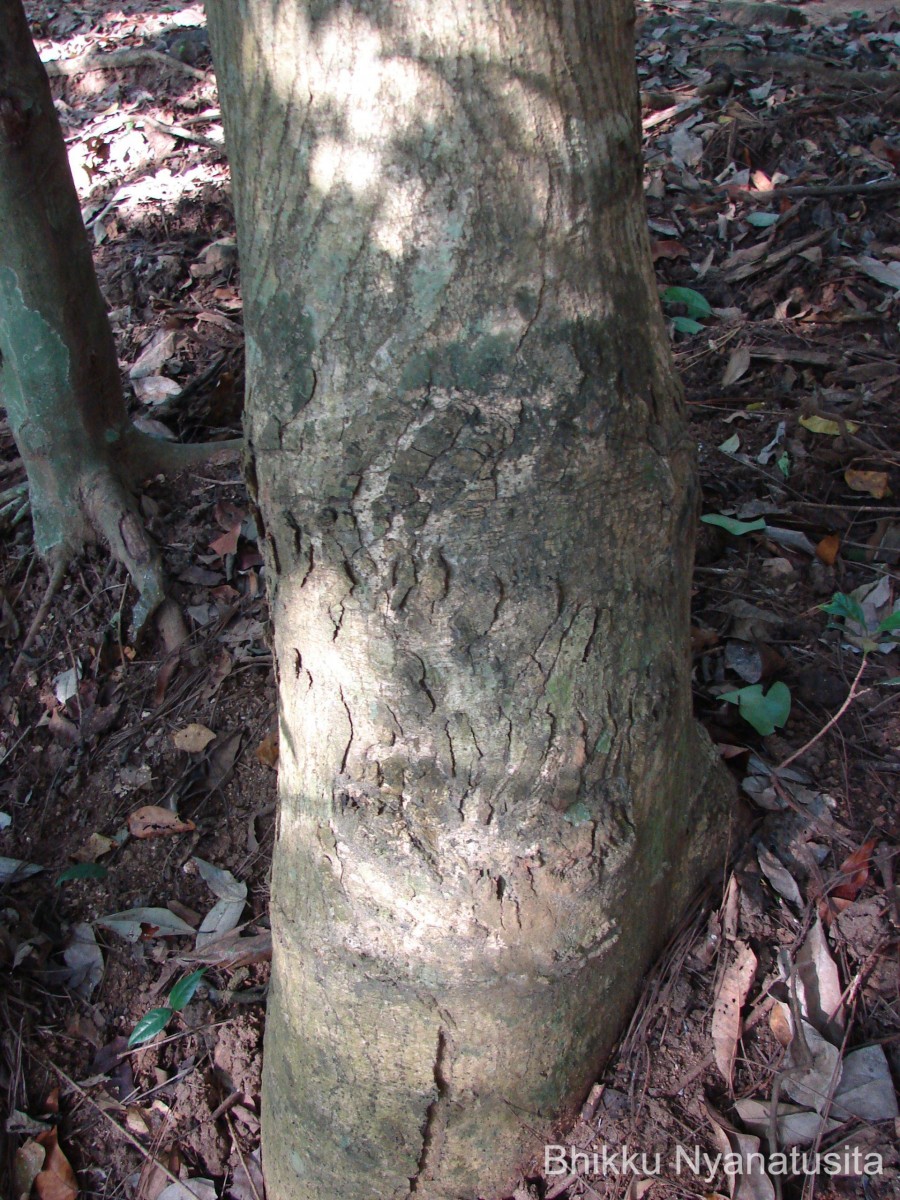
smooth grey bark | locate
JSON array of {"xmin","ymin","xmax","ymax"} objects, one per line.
[
  {"xmin": 0, "ymin": 0, "xmax": 238, "ymax": 632},
  {"xmin": 206, "ymin": 2, "xmax": 733, "ymax": 1197}
]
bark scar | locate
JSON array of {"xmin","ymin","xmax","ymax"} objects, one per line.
[
  {"xmin": 338, "ymin": 686, "xmax": 353, "ymax": 773},
  {"xmin": 409, "ymin": 1026, "xmax": 454, "ymax": 1194}
]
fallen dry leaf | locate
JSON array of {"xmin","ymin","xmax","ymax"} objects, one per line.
[
  {"xmin": 757, "ymin": 846, "xmax": 802, "ymax": 908},
  {"xmin": 128, "ymin": 806, "xmax": 196, "ymax": 839},
  {"xmin": 769, "ymin": 1001, "xmax": 793, "ymax": 1047},
  {"xmin": 255, "ymin": 731, "xmax": 279, "ymax": 768},
  {"xmin": 180, "ymin": 927, "xmax": 272, "ymax": 968},
  {"xmin": 722, "ymin": 875, "xmax": 740, "ymax": 943},
  {"xmin": 172, "ymin": 723, "xmax": 217, "ymax": 754},
  {"xmin": 721, "ymin": 346, "xmax": 751, "ymax": 387},
  {"xmin": 209, "ymin": 524, "xmax": 241, "ymax": 558},
  {"xmin": 34, "ymin": 1128, "xmax": 78, "ymax": 1200},
  {"xmin": 783, "ymin": 1018, "xmax": 842, "ymax": 1114},
  {"xmin": 72, "ymin": 832, "xmax": 117, "ymax": 863},
  {"xmin": 13, "ymin": 1139, "xmax": 46, "ymax": 1200},
  {"xmin": 815, "ymin": 533, "xmax": 840, "ymax": 566},
  {"xmin": 796, "ymin": 916, "xmax": 844, "ymax": 1043},
  {"xmin": 799, "ymin": 414, "xmax": 859, "ymax": 437},
  {"xmin": 712, "ymin": 940, "xmax": 757, "ymax": 1090},
  {"xmin": 705, "ymin": 1102, "xmax": 775, "ymax": 1200},
  {"xmin": 154, "ymin": 600, "xmax": 189, "ymax": 706},
  {"xmin": 137, "ymin": 1145, "xmax": 183, "ymax": 1200},
  {"xmin": 844, "ymin": 468, "xmax": 891, "ymax": 499},
  {"xmin": 832, "ymin": 838, "xmax": 876, "ymax": 902},
  {"xmin": 651, "ymin": 239, "xmax": 689, "ymax": 261}
]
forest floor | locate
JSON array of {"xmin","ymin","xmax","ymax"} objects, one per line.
[{"xmin": 1, "ymin": 2, "xmax": 898, "ymax": 1199}]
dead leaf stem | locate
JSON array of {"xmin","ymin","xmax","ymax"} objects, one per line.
[{"xmin": 774, "ymin": 657, "xmax": 869, "ymax": 776}]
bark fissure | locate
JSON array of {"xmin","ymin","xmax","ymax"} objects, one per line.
[{"xmin": 409, "ymin": 1026, "xmax": 455, "ymax": 1196}]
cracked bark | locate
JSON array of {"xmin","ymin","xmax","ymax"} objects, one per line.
[{"xmin": 207, "ymin": 1, "xmax": 734, "ymax": 1197}]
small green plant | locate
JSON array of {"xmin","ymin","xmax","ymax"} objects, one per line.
[
  {"xmin": 821, "ymin": 591, "xmax": 900, "ymax": 653},
  {"xmin": 661, "ymin": 285, "xmax": 712, "ymax": 334},
  {"xmin": 721, "ymin": 681, "xmax": 791, "ymax": 736},
  {"xmin": 128, "ymin": 969, "xmax": 206, "ymax": 1048}
]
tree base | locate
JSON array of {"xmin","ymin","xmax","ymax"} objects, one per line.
[
  {"xmin": 12, "ymin": 430, "xmax": 241, "ymax": 656},
  {"xmin": 261, "ymin": 726, "xmax": 733, "ymax": 1200}
]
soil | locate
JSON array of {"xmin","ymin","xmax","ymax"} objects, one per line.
[{"xmin": 1, "ymin": 2, "xmax": 898, "ymax": 1199}]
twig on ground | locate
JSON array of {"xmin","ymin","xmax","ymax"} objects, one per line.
[
  {"xmin": 774, "ymin": 657, "xmax": 870, "ymax": 776},
  {"xmin": 642, "ymin": 95, "xmax": 703, "ymax": 132},
  {"xmin": 748, "ymin": 179, "xmax": 900, "ymax": 201},
  {"xmin": 224, "ymin": 1110, "xmax": 264, "ymax": 1200},
  {"xmin": 29, "ymin": 1055, "xmax": 210, "ymax": 1200},
  {"xmin": 42, "ymin": 48, "xmax": 208, "ymax": 82},
  {"xmin": 12, "ymin": 557, "xmax": 68, "ymax": 674},
  {"xmin": 138, "ymin": 114, "xmax": 224, "ymax": 151}
]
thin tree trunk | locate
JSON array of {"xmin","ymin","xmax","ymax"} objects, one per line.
[
  {"xmin": 206, "ymin": 2, "xmax": 733, "ymax": 1197},
  {"xmin": 0, "ymin": 0, "xmax": 238, "ymax": 631}
]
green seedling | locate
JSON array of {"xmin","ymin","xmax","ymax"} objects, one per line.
[
  {"xmin": 722, "ymin": 681, "xmax": 791, "ymax": 736},
  {"xmin": 661, "ymin": 286, "xmax": 713, "ymax": 335},
  {"xmin": 821, "ymin": 591, "xmax": 900, "ymax": 653},
  {"xmin": 128, "ymin": 969, "xmax": 206, "ymax": 1048}
]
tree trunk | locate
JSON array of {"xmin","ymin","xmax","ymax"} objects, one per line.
[
  {"xmin": 206, "ymin": 2, "xmax": 732, "ymax": 1197},
  {"xmin": 0, "ymin": 0, "xmax": 237, "ymax": 632}
]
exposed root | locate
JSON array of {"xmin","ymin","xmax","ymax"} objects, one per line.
[
  {"xmin": 41, "ymin": 47, "xmax": 208, "ymax": 82},
  {"xmin": 10, "ymin": 432, "xmax": 243, "ymax": 661},
  {"xmin": 84, "ymin": 469, "xmax": 166, "ymax": 638},
  {"xmin": 125, "ymin": 429, "xmax": 242, "ymax": 478},
  {"xmin": 0, "ymin": 481, "xmax": 29, "ymax": 530},
  {"xmin": 12, "ymin": 554, "xmax": 68, "ymax": 674}
]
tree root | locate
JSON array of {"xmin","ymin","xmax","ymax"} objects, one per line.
[
  {"xmin": 12, "ymin": 431, "xmax": 243, "ymax": 665},
  {"xmin": 12, "ymin": 555, "xmax": 68, "ymax": 675},
  {"xmin": 41, "ymin": 47, "xmax": 208, "ymax": 82},
  {"xmin": 124, "ymin": 430, "xmax": 242, "ymax": 478},
  {"xmin": 0, "ymin": 481, "xmax": 29, "ymax": 530}
]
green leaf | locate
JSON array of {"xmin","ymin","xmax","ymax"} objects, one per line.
[
  {"xmin": 876, "ymin": 611, "xmax": 900, "ymax": 635},
  {"xmin": 128, "ymin": 1007, "xmax": 173, "ymax": 1048},
  {"xmin": 821, "ymin": 592, "xmax": 866, "ymax": 630},
  {"xmin": 722, "ymin": 682, "xmax": 792, "ymax": 736},
  {"xmin": 718, "ymin": 433, "xmax": 741, "ymax": 454},
  {"xmin": 776, "ymin": 451, "xmax": 791, "ymax": 478},
  {"xmin": 746, "ymin": 212, "xmax": 780, "ymax": 228},
  {"xmin": 671, "ymin": 315, "xmax": 704, "ymax": 335},
  {"xmin": 168, "ymin": 969, "xmax": 206, "ymax": 1012},
  {"xmin": 661, "ymin": 286, "xmax": 712, "ymax": 319},
  {"xmin": 56, "ymin": 862, "xmax": 109, "ymax": 886},
  {"xmin": 701, "ymin": 514, "xmax": 767, "ymax": 536}
]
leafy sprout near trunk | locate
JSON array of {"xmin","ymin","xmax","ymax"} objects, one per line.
[
  {"xmin": 722, "ymin": 681, "xmax": 792, "ymax": 737},
  {"xmin": 661, "ymin": 285, "xmax": 713, "ymax": 335},
  {"xmin": 821, "ymin": 590, "xmax": 900, "ymax": 654},
  {"xmin": 128, "ymin": 969, "xmax": 206, "ymax": 1048}
]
